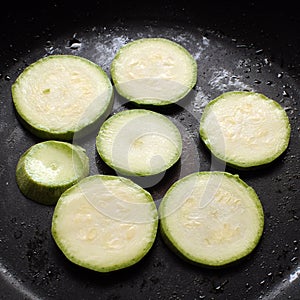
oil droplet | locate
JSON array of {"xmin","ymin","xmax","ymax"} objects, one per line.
[{"xmin": 4, "ymin": 75, "xmax": 11, "ymax": 81}]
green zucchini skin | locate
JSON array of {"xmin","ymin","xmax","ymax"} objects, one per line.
[{"xmin": 16, "ymin": 141, "xmax": 89, "ymax": 205}]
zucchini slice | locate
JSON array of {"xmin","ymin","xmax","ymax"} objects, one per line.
[
  {"xmin": 96, "ymin": 109, "xmax": 182, "ymax": 176},
  {"xmin": 199, "ymin": 91, "xmax": 291, "ymax": 168},
  {"xmin": 16, "ymin": 141, "xmax": 89, "ymax": 205},
  {"xmin": 51, "ymin": 175, "xmax": 158, "ymax": 272},
  {"xmin": 110, "ymin": 38, "xmax": 197, "ymax": 106},
  {"xmin": 12, "ymin": 55, "xmax": 114, "ymax": 140},
  {"xmin": 159, "ymin": 171, "xmax": 264, "ymax": 267}
]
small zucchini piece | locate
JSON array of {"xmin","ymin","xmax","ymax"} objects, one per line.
[
  {"xmin": 110, "ymin": 38, "xmax": 197, "ymax": 106},
  {"xmin": 51, "ymin": 175, "xmax": 158, "ymax": 272},
  {"xmin": 159, "ymin": 171, "xmax": 264, "ymax": 267},
  {"xmin": 12, "ymin": 54, "xmax": 114, "ymax": 140},
  {"xmin": 16, "ymin": 140, "xmax": 89, "ymax": 205},
  {"xmin": 199, "ymin": 91, "xmax": 291, "ymax": 168},
  {"xmin": 96, "ymin": 109, "xmax": 182, "ymax": 176}
]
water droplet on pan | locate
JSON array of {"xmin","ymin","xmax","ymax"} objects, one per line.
[
  {"xmin": 277, "ymin": 72, "xmax": 284, "ymax": 78},
  {"xmin": 290, "ymin": 257, "xmax": 297, "ymax": 262},
  {"xmin": 45, "ymin": 40, "xmax": 54, "ymax": 54},
  {"xmin": 263, "ymin": 58, "xmax": 271, "ymax": 65},
  {"xmin": 68, "ymin": 34, "xmax": 82, "ymax": 50},
  {"xmin": 260, "ymin": 280, "xmax": 265, "ymax": 285},
  {"xmin": 69, "ymin": 41, "xmax": 82, "ymax": 50},
  {"xmin": 282, "ymin": 90, "xmax": 290, "ymax": 97}
]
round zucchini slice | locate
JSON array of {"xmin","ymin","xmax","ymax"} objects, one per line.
[
  {"xmin": 12, "ymin": 54, "xmax": 114, "ymax": 140},
  {"xmin": 96, "ymin": 109, "xmax": 182, "ymax": 176},
  {"xmin": 159, "ymin": 171, "xmax": 264, "ymax": 267},
  {"xmin": 51, "ymin": 175, "xmax": 158, "ymax": 272},
  {"xmin": 110, "ymin": 38, "xmax": 197, "ymax": 106},
  {"xmin": 199, "ymin": 91, "xmax": 291, "ymax": 168},
  {"xmin": 16, "ymin": 140, "xmax": 89, "ymax": 205}
]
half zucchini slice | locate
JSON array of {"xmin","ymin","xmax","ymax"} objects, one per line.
[
  {"xmin": 16, "ymin": 140, "xmax": 89, "ymax": 205},
  {"xmin": 12, "ymin": 54, "xmax": 114, "ymax": 140},
  {"xmin": 199, "ymin": 91, "xmax": 291, "ymax": 168},
  {"xmin": 51, "ymin": 175, "xmax": 158, "ymax": 272},
  {"xmin": 159, "ymin": 171, "xmax": 264, "ymax": 267}
]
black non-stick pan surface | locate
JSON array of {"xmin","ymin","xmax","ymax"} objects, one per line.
[{"xmin": 1, "ymin": 1, "xmax": 300, "ymax": 299}]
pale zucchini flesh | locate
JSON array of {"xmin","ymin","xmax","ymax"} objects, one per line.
[
  {"xmin": 96, "ymin": 109, "xmax": 182, "ymax": 176},
  {"xmin": 51, "ymin": 175, "xmax": 158, "ymax": 272},
  {"xmin": 12, "ymin": 55, "xmax": 114, "ymax": 140},
  {"xmin": 159, "ymin": 171, "xmax": 264, "ymax": 267},
  {"xmin": 16, "ymin": 141, "xmax": 89, "ymax": 205},
  {"xmin": 111, "ymin": 38, "xmax": 197, "ymax": 105},
  {"xmin": 199, "ymin": 91, "xmax": 291, "ymax": 168}
]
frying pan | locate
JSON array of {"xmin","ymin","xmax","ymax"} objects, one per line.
[{"xmin": 1, "ymin": 0, "xmax": 300, "ymax": 299}]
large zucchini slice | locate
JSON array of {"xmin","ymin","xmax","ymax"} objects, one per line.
[
  {"xmin": 199, "ymin": 91, "xmax": 291, "ymax": 168},
  {"xmin": 96, "ymin": 109, "xmax": 182, "ymax": 176},
  {"xmin": 12, "ymin": 55, "xmax": 114, "ymax": 140},
  {"xmin": 51, "ymin": 175, "xmax": 158, "ymax": 272},
  {"xmin": 159, "ymin": 171, "xmax": 264, "ymax": 267},
  {"xmin": 110, "ymin": 38, "xmax": 197, "ymax": 106}
]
